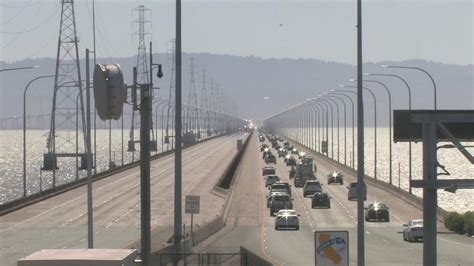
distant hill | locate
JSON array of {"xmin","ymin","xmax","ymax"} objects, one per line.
[{"xmin": 1, "ymin": 54, "xmax": 472, "ymax": 126}]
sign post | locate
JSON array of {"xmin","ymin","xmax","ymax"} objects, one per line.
[
  {"xmin": 315, "ymin": 231, "xmax": 349, "ymax": 266},
  {"xmin": 185, "ymin": 195, "xmax": 200, "ymax": 246}
]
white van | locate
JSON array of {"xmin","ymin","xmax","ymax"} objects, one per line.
[{"xmin": 347, "ymin": 182, "xmax": 367, "ymax": 201}]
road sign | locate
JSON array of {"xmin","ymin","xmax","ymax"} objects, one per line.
[
  {"xmin": 315, "ymin": 231, "xmax": 349, "ymax": 266},
  {"xmin": 393, "ymin": 110, "xmax": 474, "ymax": 142},
  {"xmin": 185, "ymin": 195, "xmax": 200, "ymax": 214}
]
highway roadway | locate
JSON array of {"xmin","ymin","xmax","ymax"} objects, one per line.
[
  {"xmin": 200, "ymin": 132, "xmax": 474, "ymax": 265},
  {"xmin": 0, "ymin": 133, "xmax": 248, "ymax": 266}
]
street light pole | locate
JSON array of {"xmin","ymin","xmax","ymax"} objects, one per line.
[
  {"xmin": 342, "ymin": 85, "xmax": 378, "ymax": 180},
  {"xmin": 23, "ymin": 74, "xmax": 63, "ymax": 198},
  {"xmin": 331, "ymin": 91, "xmax": 355, "ymax": 168},
  {"xmin": 363, "ymin": 79, "xmax": 393, "ymax": 185},
  {"xmin": 318, "ymin": 100, "xmax": 333, "ymax": 160},
  {"xmin": 366, "ymin": 72, "xmax": 413, "ymax": 193},
  {"xmin": 1, "ymin": 66, "xmax": 39, "ymax": 72},
  {"xmin": 381, "ymin": 65, "xmax": 437, "ymax": 110},
  {"xmin": 326, "ymin": 95, "xmax": 347, "ymax": 165},
  {"xmin": 322, "ymin": 97, "xmax": 340, "ymax": 163}
]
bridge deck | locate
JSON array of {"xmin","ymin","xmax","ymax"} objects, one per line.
[
  {"xmin": 0, "ymin": 133, "xmax": 247, "ymax": 265},
  {"xmin": 197, "ymin": 132, "xmax": 474, "ymax": 265}
]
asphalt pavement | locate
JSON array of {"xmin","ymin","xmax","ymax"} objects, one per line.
[
  {"xmin": 198, "ymin": 133, "xmax": 474, "ymax": 266},
  {"xmin": 0, "ymin": 133, "xmax": 247, "ymax": 266}
]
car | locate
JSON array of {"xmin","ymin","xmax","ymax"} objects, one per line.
[
  {"xmin": 260, "ymin": 144, "xmax": 269, "ymax": 152},
  {"xmin": 269, "ymin": 182, "xmax": 292, "ymax": 197},
  {"xmin": 403, "ymin": 219, "xmax": 423, "ymax": 242},
  {"xmin": 283, "ymin": 141, "xmax": 290, "ymax": 149},
  {"xmin": 265, "ymin": 175, "xmax": 280, "ymax": 187},
  {"xmin": 275, "ymin": 213, "xmax": 300, "ymax": 230},
  {"xmin": 269, "ymin": 193, "xmax": 293, "ymax": 216},
  {"xmin": 298, "ymin": 151, "xmax": 306, "ymax": 159},
  {"xmin": 262, "ymin": 149, "xmax": 272, "ymax": 159},
  {"xmin": 289, "ymin": 166, "xmax": 296, "ymax": 179},
  {"xmin": 286, "ymin": 156, "xmax": 297, "ymax": 166},
  {"xmin": 311, "ymin": 192, "xmax": 331, "ymax": 208},
  {"xmin": 267, "ymin": 192, "xmax": 287, "ymax": 208},
  {"xmin": 291, "ymin": 148, "xmax": 299, "ymax": 154},
  {"xmin": 347, "ymin": 182, "xmax": 367, "ymax": 201},
  {"xmin": 327, "ymin": 171, "xmax": 344, "ymax": 185},
  {"xmin": 262, "ymin": 166, "xmax": 276, "ymax": 176},
  {"xmin": 276, "ymin": 209, "xmax": 298, "ymax": 216},
  {"xmin": 259, "ymin": 135, "xmax": 265, "ymax": 142},
  {"xmin": 264, "ymin": 154, "xmax": 276, "ymax": 164},
  {"xmin": 365, "ymin": 202, "xmax": 390, "ymax": 222},
  {"xmin": 278, "ymin": 149, "xmax": 287, "ymax": 157},
  {"xmin": 303, "ymin": 180, "xmax": 322, "ymax": 197}
]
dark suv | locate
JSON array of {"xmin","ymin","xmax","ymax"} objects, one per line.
[
  {"xmin": 269, "ymin": 194, "xmax": 293, "ymax": 216},
  {"xmin": 303, "ymin": 180, "xmax": 322, "ymax": 197},
  {"xmin": 270, "ymin": 182, "xmax": 292, "ymax": 197}
]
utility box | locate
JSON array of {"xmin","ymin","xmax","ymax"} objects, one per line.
[
  {"xmin": 237, "ymin": 139, "xmax": 243, "ymax": 151},
  {"xmin": 18, "ymin": 249, "xmax": 137, "ymax": 266}
]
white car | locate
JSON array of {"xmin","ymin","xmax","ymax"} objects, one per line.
[
  {"xmin": 275, "ymin": 211, "xmax": 300, "ymax": 230},
  {"xmin": 403, "ymin": 219, "xmax": 423, "ymax": 242}
]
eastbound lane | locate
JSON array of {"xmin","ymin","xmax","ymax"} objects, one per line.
[
  {"xmin": 260, "ymin": 137, "xmax": 474, "ymax": 265},
  {"xmin": 0, "ymin": 133, "xmax": 248, "ymax": 265}
]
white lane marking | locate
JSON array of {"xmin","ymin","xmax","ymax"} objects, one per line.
[
  {"xmin": 437, "ymin": 236, "xmax": 473, "ymax": 248},
  {"xmin": 366, "ymin": 231, "xmax": 370, "ymax": 235}
]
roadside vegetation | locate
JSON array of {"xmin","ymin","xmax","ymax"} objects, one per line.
[{"xmin": 444, "ymin": 211, "xmax": 474, "ymax": 236}]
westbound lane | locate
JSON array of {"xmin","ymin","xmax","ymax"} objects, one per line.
[{"xmin": 0, "ymin": 133, "xmax": 248, "ymax": 266}]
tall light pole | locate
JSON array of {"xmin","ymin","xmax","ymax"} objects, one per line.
[
  {"xmin": 381, "ymin": 65, "xmax": 437, "ymax": 110},
  {"xmin": 356, "ymin": 0, "xmax": 365, "ymax": 263},
  {"xmin": 322, "ymin": 96, "xmax": 341, "ymax": 163},
  {"xmin": 23, "ymin": 74, "xmax": 66, "ymax": 197},
  {"xmin": 332, "ymin": 90, "xmax": 355, "ymax": 168},
  {"xmin": 325, "ymin": 94, "xmax": 347, "ymax": 165},
  {"xmin": 341, "ymin": 85, "xmax": 378, "ymax": 180},
  {"xmin": 174, "ymin": 0, "xmax": 183, "ymax": 257},
  {"xmin": 365, "ymin": 72, "xmax": 413, "ymax": 193},
  {"xmin": 318, "ymin": 100, "xmax": 333, "ymax": 160},
  {"xmin": 362, "ymin": 79, "xmax": 393, "ymax": 185}
]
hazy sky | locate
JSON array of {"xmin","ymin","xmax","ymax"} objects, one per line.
[{"xmin": 0, "ymin": 0, "xmax": 473, "ymax": 65}]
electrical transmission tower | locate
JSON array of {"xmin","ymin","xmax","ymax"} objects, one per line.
[
  {"xmin": 42, "ymin": 0, "xmax": 87, "ymax": 186},
  {"xmin": 128, "ymin": 5, "xmax": 153, "ymax": 155},
  {"xmin": 187, "ymin": 57, "xmax": 200, "ymax": 138},
  {"xmin": 200, "ymin": 69, "xmax": 211, "ymax": 136}
]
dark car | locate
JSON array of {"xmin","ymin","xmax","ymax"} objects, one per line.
[
  {"xmin": 365, "ymin": 203, "xmax": 390, "ymax": 222},
  {"xmin": 265, "ymin": 175, "xmax": 280, "ymax": 187},
  {"xmin": 259, "ymin": 135, "xmax": 265, "ymax": 142},
  {"xmin": 286, "ymin": 157, "xmax": 297, "ymax": 166},
  {"xmin": 269, "ymin": 194, "xmax": 293, "ymax": 216},
  {"xmin": 303, "ymin": 180, "xmax": 322, "ymax": 197},
  {"xmin": 262, "ymin": 166, "xmax": 276, "ymax": 176},
  {"xmin": 291, "ymin": 148, "xmax": 299, "ymax": 155},
  {"xmin": 264, "ymin": 154, "xmax": 276, "ymax": 164},
  {"xmin": 269, "ymin": 182, "xmax": 292, "ymax": 197},
  {"xmin": 327, "ymin": 171, "xmax": 344, "ymax": 185},
  {"xmin": 260, "ymin": 144, "xmax": 269, "ymax": 152},
  {"xmin": 278, "ymin": 149, "xmax": 287, "ymax": 157},
  {"xmin": 311, "ymin": 192, "xmax": 331, "ymax": 208}
]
